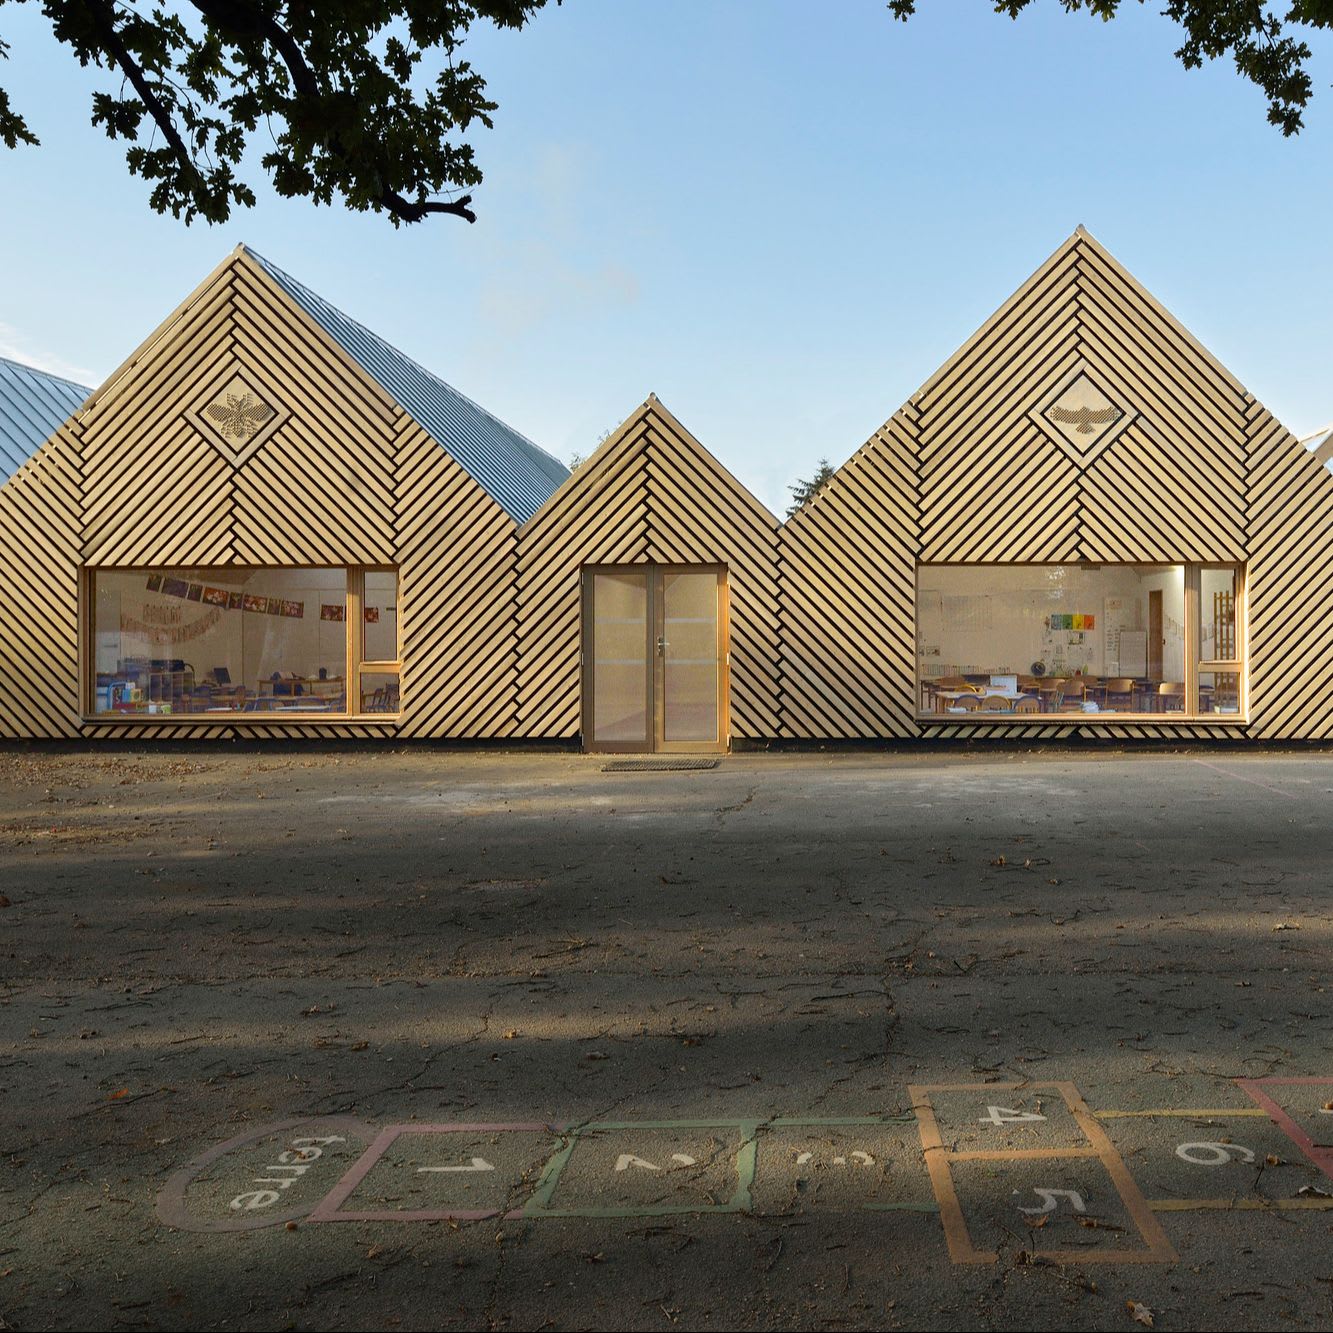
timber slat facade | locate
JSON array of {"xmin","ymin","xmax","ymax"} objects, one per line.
[{"xmin": 0, "ymin": 228, "xmax": 1329, "ymax": 746}]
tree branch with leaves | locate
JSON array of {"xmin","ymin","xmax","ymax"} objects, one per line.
[
  {"xmin": 888, "ymin": 0, "xmax": 1332, "ymax": 135},
  {"xmin": 1, "ymin": 0, "xmax": 552, "ymax": 225}
]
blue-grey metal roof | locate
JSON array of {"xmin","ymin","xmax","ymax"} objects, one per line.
[
  {"xmin": 243, "ymin": 247, "xmax": 568, "ymax": 523},
  {"xmin": 1301, "ymin": 424, "xmax": 1333, "ymax": 475},
  {"xmin": 0, "ymin": 355, "xmax": 90, "ymax": 484}
]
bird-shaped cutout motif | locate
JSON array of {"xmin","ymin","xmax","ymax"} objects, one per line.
[
  {"xmin": 205, "ymin": 392, "xmax": 276, "ymax": 442},
  {"xmin": 1047, "ymin": 403, "xmax": 1122, "ymax": 436}
]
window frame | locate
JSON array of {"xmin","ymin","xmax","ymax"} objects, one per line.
[
  {"xmin": 914, "ymin": 561, "xmax": 1248, "ymax": 724},
  {"xmin": 1191, "ymin": 564, "xmax": 1246, "ymax": 719},
  {"xmin": 82, "ymin": 563, "xmax": 401, "ymax": 724},
  {"xmin": 349, "ymin": 566, "xmax": 402, "ymax": 715}
]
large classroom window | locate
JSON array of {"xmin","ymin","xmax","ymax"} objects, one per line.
[
  {"xmin": 88, "ymin": 567, "xmax": 400, "ymax": 717},
  {"xmin": 916, "ymin": 563, "xmax": 1245, "ymax": 719}
]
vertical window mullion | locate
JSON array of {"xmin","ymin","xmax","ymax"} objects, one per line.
[
  {"xmin": 347, "ymin": 567, "xmax": 363, "ymax": 716},
  {"xmin": 1184, "ymin": 565, "xmax": 1200, "ymax": 715}
]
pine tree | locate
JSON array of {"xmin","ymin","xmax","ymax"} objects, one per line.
[{"xmin": 786, "ymin": 459, "xmax": 836, "ymax": 517}]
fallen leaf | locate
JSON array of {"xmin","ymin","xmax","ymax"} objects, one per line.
[
  {"xmin": 109, "ymin": 1088, "xmax": 129, "ymax": 1100},
  {"xmin": 1126, "ymin": 1300, "xmax": 1154, "ymax": 1327}
]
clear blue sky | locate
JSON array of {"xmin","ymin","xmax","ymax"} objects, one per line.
[{"xmin": 1, "ymin": 1, "xmax": 1329, "ymax": 514}]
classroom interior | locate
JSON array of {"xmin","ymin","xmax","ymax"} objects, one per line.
[
  {"xmin": 90, "ymin": 567, "xmax": 399, "ymax": 716},
  {"xmin": 916, "ymin": 563, "xmax": 1242, "ymax": 717}
]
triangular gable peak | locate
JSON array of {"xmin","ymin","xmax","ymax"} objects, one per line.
[
  {"xmin": 819, "ymin": 227, "xmax": 1262, "ymax": 566},
  {"xmin": 75, "ymin": 248, "xmax": 400, "ymax": 566},
  {"xmin": 73, "ymin": 246, "xmax": 562, "ymax": 570},
  {"xmin": 524, "ymin": 393, "xmax": 778, "ymax": 541}
]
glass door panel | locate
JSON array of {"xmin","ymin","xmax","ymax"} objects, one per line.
[
  {"xmin": 660, "ymin": 570, "xmax": 720, "ymax": 745},
  {"xmin": 590, "ymin": 570, "xmax": 651, "ymax": 747}
]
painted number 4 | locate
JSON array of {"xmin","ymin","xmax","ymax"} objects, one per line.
[{"xmin": 979, "ymin": 1106, "xmax": 1047, "ymax": 1126}]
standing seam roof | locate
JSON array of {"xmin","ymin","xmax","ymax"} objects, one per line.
[
  {"xmin": 0, "ymin": 356, "xmax": 91, "ymax": 484},
  {"xmin": 242, "ymin": 247, "xmax": 568, "ymax": 523}
]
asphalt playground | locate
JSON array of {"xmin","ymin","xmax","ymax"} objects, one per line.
[{"xmin": 2, "ymin": 745, "xmax": 1331, "ymax": 1330}]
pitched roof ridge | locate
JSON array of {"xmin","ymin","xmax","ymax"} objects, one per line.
[
  {"xmin": 239, "ymin": 244, "xmax": 565, "ymax": 474},
  {"xmin": 0, "ymin": 353, "xmax": 92, "ymax": 396}
]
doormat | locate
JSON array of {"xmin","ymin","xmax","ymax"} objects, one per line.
[{"xmin": 601, "ymin": 758, "xmax": 720, "ymax": 772}]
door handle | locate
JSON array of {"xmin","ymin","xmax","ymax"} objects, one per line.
[{"xmin": 657, "ymin": 637, "xmax": 668, "ymax": 656}]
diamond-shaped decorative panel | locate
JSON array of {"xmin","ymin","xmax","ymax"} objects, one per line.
[
  {"xmin": 1031, "ymin": 369, "xmax": 1136, "ymax": 467},
  {"xmin": 185, "ymin": 374, "xmax": 289, "ymax": 466}
]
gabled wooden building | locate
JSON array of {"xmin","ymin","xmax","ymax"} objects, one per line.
[
  {"xmin": 0, "ymin": 245, "xmax": 567, "ymax": 741},
  {"xmin": 783, "ymin": 227, "xmax": 1332, "ymax": 742},
  {"xmin": 0, "ymin": 229, "xmax": 1328, "ymax": 747}
]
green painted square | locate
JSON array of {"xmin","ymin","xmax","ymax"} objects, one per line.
[{"xmin": 533, "ymin": 1123, "xmax": 752, "ymax": 1217}]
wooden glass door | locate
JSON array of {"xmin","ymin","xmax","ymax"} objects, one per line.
[
  {"xmin": 584, "ymin": 564, "xmax": 728, "ymax": 753},
  {"xmin": 586, "ymin": 568, "xmax": 652, "ymax": 750}
]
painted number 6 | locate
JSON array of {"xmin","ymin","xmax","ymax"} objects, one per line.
[{"xmin": 1175, "ymin": 1141, "xmax": 1256, "ymax": 1166}]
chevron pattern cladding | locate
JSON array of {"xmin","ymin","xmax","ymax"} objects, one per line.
[
  {"xmin": 80, "ymin": 256, "xmax": 398, "ymax": 570},
  {"xmin": 396, "ymin": 415, "xmax": 520, "ymax": 738},
  {"xmin": 0, "ymin": 431, "xmax": 82, "ymax": 739},
  {"xmin": 515, "ymin": 399, "xmax": 780, "ymax": 739},
  {"xmin": 778, "ymin": 407, "xmax": 920, "ymax": 739},
  {"xmin": 914, "ymin": 232, "xmax": 1247, "ymax": 566},
  {"xmin": 1245, "ymin": 399, "xmax": 1333, "ymax": 740},
  {"xmin": 2, "ymin": 230, "xmax": 1332, "ymax": 744}
]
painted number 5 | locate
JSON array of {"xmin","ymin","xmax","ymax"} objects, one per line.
[
  {"xmin": 1018, "ymin": 1187, "xmax": 1087, "ymax": 1215},
  {"xmin": 979, "ymin": 1106, "xmax": 1047, "ymax": 1126}
]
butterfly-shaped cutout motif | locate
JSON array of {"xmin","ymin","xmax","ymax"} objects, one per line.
[
  {"xmin": 204, "ymin": 392, "xmax": 277, "ymax": 442},
  {"xmin": 186, "ymin": 374, "xmax": 289, "ymax": 466}
]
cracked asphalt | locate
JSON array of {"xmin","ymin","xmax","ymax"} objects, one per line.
[{"xmin": 2, "ymin": 746, "xmax": 1332, "ymax": 1330}]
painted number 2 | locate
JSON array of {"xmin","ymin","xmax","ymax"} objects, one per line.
[{"xmin": 979, "ymin": 1106, "xmax": 1048, "ymax": 1126}]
